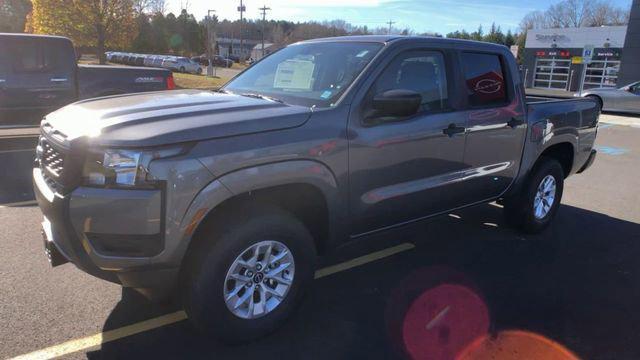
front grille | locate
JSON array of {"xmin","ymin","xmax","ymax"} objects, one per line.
[
  {"xmin": 40, "ymin": 138, "xmax": 65, "ymax": 177},
  {"xmin": 36, "ymin": 136, "xmax": 67, "ymax": 192}
]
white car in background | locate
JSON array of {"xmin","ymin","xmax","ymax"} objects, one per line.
[{"xmin": 161, "ymin": 57, "xmax": 202, "ymax": 74}]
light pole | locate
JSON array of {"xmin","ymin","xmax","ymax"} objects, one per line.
[{"xmin": 206, "ymin": 9, "xmax": 216, "ymax": 77}]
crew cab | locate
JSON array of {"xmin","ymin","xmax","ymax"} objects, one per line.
[
  {"xmin": 33, "ymin": 36, "xmax": 598, "ymax": 342},
  {"xmin": 0, "ymin": 33, "xmax": 174, "ymax": 128}
]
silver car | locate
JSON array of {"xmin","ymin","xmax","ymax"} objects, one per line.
[
  {"xmin": 578, "ymin": 81, "xmax": 640, "ymax": 114},
  {"xmin": 161, "ymin": 57, "xmax": 202, "ymax": 74}
]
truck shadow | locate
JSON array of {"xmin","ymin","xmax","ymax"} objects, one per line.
[{"xmin": 87, "ymin": 203, "xmax": 640, "ymax": 359}]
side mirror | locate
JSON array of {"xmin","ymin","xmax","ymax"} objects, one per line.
[{"xmin": 372, "ymin": 89, "xmax": 422, "ymax": 118}]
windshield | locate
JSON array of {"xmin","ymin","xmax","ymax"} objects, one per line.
[{"xmin": 223, "ymin": 42, "xmax": 383, "ymax": 107}]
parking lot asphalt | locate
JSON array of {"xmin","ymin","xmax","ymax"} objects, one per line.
[{"xmin": 1, "ymin": 122, "xmax": 639, "ymax": 359}]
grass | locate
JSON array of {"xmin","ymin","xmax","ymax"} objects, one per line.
[{"xmin": 173, "ymin": 72, "xmax": 229, "ymax": 90}]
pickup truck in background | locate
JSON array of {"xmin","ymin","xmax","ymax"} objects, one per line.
[
  {"xmin": 0, "ymin": 33, "xmax": 175, "ymax": 128},
  {"xmin": 33, "ymin": 35, "xmax": 598, "ymax": 342}
]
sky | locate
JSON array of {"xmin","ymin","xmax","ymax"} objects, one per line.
[{"xmin": 167, "ymin": 0, "xmax": 633, "ymax": 35}]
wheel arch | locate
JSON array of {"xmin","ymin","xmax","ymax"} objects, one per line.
[{"xmin": 176, "ymin": 160, "xmax": 342, "ymax": 277}]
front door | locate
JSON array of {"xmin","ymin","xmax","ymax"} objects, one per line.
[{"xmin": 348, "ymin": 49, "xmax": 469, "ymax": 235}]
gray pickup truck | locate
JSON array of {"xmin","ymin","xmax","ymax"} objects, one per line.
[
  {"xmin": 0, "ymin": 33, "xmax": 174, "ymax": 128},
  {"xmin": 33, "ymin": 35, "xmax": 598, "ymax": 342}
]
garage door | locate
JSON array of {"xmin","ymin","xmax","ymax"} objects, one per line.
[
  {"xmin": 583, "ymin": 59, "xmax": 620, "ymax": 90},
  {"xmin": 533, "ymin": 58, "xmax": 571, "ymax": 90}
]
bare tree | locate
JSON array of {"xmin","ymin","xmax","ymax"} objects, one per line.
[
  {"xmin": 149, "ymin": 0, "xmax": 166, "ymax": 14},
  {"xmin": 520, "ymin": 0, "xmax": 630, "ymax": 30},
  {"xmin": 133, "ymin": 0, "xmax": 165, "ymax": 15}
]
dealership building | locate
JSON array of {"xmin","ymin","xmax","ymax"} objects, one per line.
[{"xmin": 522, "ymin": 26, "xmax": 628, "ymax": 91}]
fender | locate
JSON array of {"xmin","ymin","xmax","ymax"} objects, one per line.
[
  {"xmin": 506, "ymin": 120, "xmax": 578, "ymax": 198},
  {"xmin": 173, "ymin": 160, "xmax": 342, "ymax": 263}
]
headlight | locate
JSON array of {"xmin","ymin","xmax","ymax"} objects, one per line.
[{"xmin": 82, "ymin": 146, "xmax": 188, "ymax": 188}]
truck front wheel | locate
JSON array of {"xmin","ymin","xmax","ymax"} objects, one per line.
[
  {"xmin": 183, "ymin": 205, "xmax": 316, "ymax": 342},
  {"xmin": 504, "ymin": 157, "xmax": 564, "ymax": 234}
]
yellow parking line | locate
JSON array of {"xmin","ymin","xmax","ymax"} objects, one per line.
[
  {"xmin": 314, "ymin": 242, "xmax": 415, "ymax": 279},
  {"xmin": 10, "ymin": 311, "xmax": 187, "ymax": 360},
  {"xmin": 9, "ymin": 242, "xmax": 415, "ymax": 360}
]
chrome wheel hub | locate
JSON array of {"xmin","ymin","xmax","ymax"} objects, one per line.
[
  {"xmin": 533, "ymin": 174, "xmax": 556, "ymax": 220},
  {"xmin": 224, "ymin": 240, "xmax": 295, "ymax": 319}
]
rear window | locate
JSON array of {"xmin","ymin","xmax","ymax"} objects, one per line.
[
  {"xmin": 7, "ymin": 37, "xmax": 75, "ymax": 73},
  {"xmin": 461, "ymin": 52, "xmax": 508, "ymax": 107}
]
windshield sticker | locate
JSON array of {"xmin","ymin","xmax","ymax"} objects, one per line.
[
  {"xmin": 274, "ymin": 59, "xmax": 315, "ymax": 90},
  {"xmin": 356, "ymin": 50, "xmax": 370, "ymax": 58},
  {"xmin": 320, "ymin": 90, "xmax": 333, "ymax": 99}
]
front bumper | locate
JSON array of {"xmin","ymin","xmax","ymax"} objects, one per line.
[{"xmin": 33, "ymin": 167, "xmax": 178, "ymax": 291}]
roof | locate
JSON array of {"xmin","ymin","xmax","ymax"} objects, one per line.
[
  {"xmin": 0, "ymin": 33, "xmax": 71, "ymax": 41},
  {"xmin": 299, "ymin": 35, "xmax": 508, "ymax": 51}
]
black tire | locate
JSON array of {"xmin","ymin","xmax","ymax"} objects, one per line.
[
  {"xmin": 587, "ymin": 95, "xmax": 603, "ymax": 113},
  {"xmin": 180, "ymin": 66, "xmax": 186, "ymax": 73},
  {"xmin": 183, "ymin": 205, "xmax": 316, "ymax": 343},
  {"xmin": 503, "ymin": 157, "xmax": 564, "ymax": 234},
  {"xmin": 196, "ymin": 67, "xmax": 203, "ymax": 75}
]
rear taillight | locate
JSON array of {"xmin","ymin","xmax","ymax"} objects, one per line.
[{"xmin": 166, "ymin": 74, "xmax": 175, "ymax": 90}]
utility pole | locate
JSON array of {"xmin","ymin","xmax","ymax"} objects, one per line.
[
  {"xmin": 206, "ymin": 9, "xmax": 216, "ymax": 77},
  {"xmin": 386, "ymin": 20, "xmax": 395, "ymax": 35},
  {"xmin": 259, "ymin": 5, "xmax": 271, "ymax": 59},
  {"xmin": 238, "ymin": 0, "xmax": 246, "ymax": 62}
]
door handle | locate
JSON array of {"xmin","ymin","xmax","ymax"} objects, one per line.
[
  {"xmin": 442, "ymin": 123, "xmax": 466, "ymax": 137},
  {"xmin": 50, "ymin": 78, "xmax": 68, "ymax": 83},
  {"xmin": 507, "ymin": 118, "xmax": 524, "ymax": 128}
]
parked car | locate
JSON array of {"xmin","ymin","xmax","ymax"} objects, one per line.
[
  {"xmin": 143, "ymin": 55, "xmax": 157, "ymax": 67},
  {"xmin": 110, "ymin": 52, "xmax": 123, "ymax": 63},
  {"xmin": 162, "ymin": 56, "xmax": 202, "ymax": 74},
  {"xmin": 151, "ymin": 56, "xmax": 165, "ymax": 67},
  {"xmin": 577, "ymin": 81, "xmax": 640, "ymax": 114},
  {"xmin": 0, "ymin": 34, "xmax": 175, "ymax": 127},
  {"xmin": 33, "ymin": 35, "xmax": 598, "ymax": 343},
  {"xmin": 133, "ymin": 55, "xmax": 145, "ymax": 67},
  {"xmin": 191, "ymin": 55, "xmax": 233, "ymax": 68}
]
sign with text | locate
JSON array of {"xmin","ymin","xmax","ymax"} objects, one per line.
[{"xmin": 274, "ymin": 59, "xmax": 315, "ymax": 90}]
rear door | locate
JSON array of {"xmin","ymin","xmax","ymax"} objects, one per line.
[
  {"xmin": 458, "ymin": 51, "xmax": 527, "ymax": 203},
  {"xmin": 0, "ymin": 36, "xmax": 77, "ymax": 127}
]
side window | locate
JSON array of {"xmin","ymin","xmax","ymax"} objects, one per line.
[
  {"xmin": 11, "ymin": 38, "xmax": 44, "ymax": 72},
  {"xmin": 371, "ymin": 50, "xmax": 449, "ymax": 112},
  {"xmin": 461, "ymin": 52, "xmax": 508, "ymax": 107}
]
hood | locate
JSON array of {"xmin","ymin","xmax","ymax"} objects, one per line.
[{"xmin": 44, "ymin": 90, "xmax": 312, "ymax": 147}]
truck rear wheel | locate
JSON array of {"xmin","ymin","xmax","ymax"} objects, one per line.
[
  {"xmin": 183, "ymin": 205, "xmax": 316, "ymax": 343},
  {"xmin": 503, "ymin": 157, "xmax": 564, "ymax": 234}
]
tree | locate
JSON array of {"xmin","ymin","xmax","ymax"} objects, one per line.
[
  {"xmin": 0, "ymin": 0, "xmax": 32, "ymax": 32},
  {"xmin": 504, "ymin": 29, "xmax": 516, "ymax": 47},
  {"xmin": 471, "ymin": 25, "xmax": 483, "ymax": 41},
  {"xmin": 29, "ymin": 0, "xmax": 138, "ymax": 64},
  {"xmin": 520, "ymin": 0, "xmax": 630, "ymax": 31}
]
